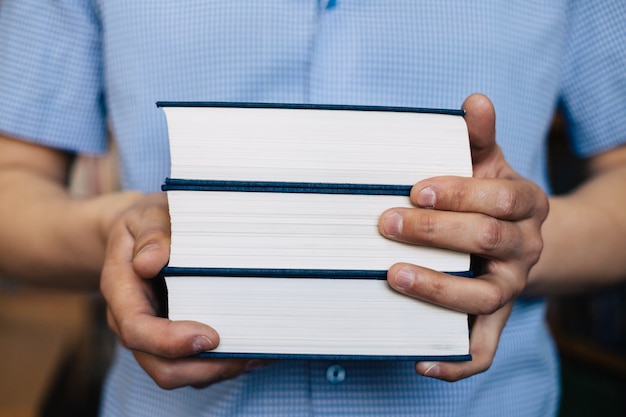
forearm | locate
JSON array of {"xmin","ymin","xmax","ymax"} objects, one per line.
[
  {"xmin": 527, "ymin": 163, "xmax": 626, "ymax": 295},
  {"xmin": 0, "ymin": 166, "xmax": 140, "ymax": 289}
]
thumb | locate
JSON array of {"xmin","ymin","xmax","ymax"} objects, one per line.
[
  {"xmin": 129, "ymin": 193, "xmax": 171, "ymax": 278},
  {"xmin": 462, "ymin": 94, "xmax": 500, "ymax": 175}
]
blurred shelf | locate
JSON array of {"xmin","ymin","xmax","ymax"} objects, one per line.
[
  {"xmin": 550, "ymin": 324, "xmax": 626, "ymax": 379},
  {"xmin": 0, "ymin": 288, "xmax": 91, "ymax": 417}
]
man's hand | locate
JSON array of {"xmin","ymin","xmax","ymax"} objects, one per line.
[
  {"xmin": 379, "ymin": 94, "xmax": 549, "ymax": 381},
  {"xmin": 100, "ymin": 192, "xmax": 259, "ymax": 389}
]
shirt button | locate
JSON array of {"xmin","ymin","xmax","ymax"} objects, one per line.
[{"xmin": 326, "ymin": 364, "xmax": 346, "ymax": 384}]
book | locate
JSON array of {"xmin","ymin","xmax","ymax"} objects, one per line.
[{"xmin": 158, "ymin": 102, "xmax": 473, "ymax": 360}]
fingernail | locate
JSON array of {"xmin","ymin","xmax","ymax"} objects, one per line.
[
  {"xmin": 417, "ymin": 187, "xmax": 435, "ymax": 208},
  {"xmin": 192, "ymin": 335, "xmax": 214, "ymax": 353},
  {"xmin": 382, "ymin": 211, "xmax": 403, "ymax": 237},
  {"xmin": 394, "ymin": 267, "xmax": 415, "ymax": 290},
  {"xmin": 420, "ymin": 362, "xmax": 440, "ymax": 378}
]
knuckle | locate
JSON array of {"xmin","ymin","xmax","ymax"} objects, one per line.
[
  {"xmin": 151, "ymin": 367, "xmax": 180, "ymax": 390},
  {"xmin": 527, "ymin": 234, "xmax": 544, "ymax": 265},
  {"xmin": 494, "ymin": 187, "xmax": 518, "ymax": 219},
  {"xmin": 477, "ymin": 288, "xmax": 504, "ymax": 315},
  {"xmin": 450, "ymin": 185, "xmax": 467, "ymax": 211},
  {"xmin": 117, "ymin": 320, "xmax": 139, "ymax": 350},
  {"xmin": 428, "ymin": 276, "xmax": 447, "ymax": 303},
  {"xmin": 477, "ymin": 217, "xmax": 502, "ymax": 253},
  {"xmin": 135, "ymin": 229, "xmax": 165, "ymax": 250},
  {"xmin": 476, "ymin": 355, "xmax": 494, "ymax": 375},
  {"xmin": 416, "ymin": 212, "xmax": 437, "ymax": 243}
]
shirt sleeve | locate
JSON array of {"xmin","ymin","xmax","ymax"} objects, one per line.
[
  {"xmin": 560, "ymin": 0, "xmax": 626, "ymax": 157},
  {"xmin": 0, "ymin": 0, "xmax": 107, "ymax": 154}
]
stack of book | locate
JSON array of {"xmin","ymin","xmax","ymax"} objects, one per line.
[{"xmin": 159, "ymin": 102, "xmax": 472, "ymax": 361}]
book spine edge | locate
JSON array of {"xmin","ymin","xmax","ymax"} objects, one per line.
[
  {"xmin": 195, "ymin": 352, "xmax": 472, "ymax": 361},
  {"xmin": 156, "ymin": 101, "xmax": 465, "ymax": 116},
  {"xmin": 161, "ymin": 267, "xmax": 473, "ymax": 279}
]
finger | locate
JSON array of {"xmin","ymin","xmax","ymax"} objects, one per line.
[
  {"xmin": 408, "ymin": 176, "xmax": 545, "ymax": 221},
  {"xmin": 133, "ymin": 353, "xmax": 250, "ymax": 390},
  {"xmin": 379, "ymin": 207, "xmax": 527, "ymax": 260},
  {"xmin": 105, "ymin": 303, "xmax": 217, "ymax": 358},
  {"xmin": 461, "ymin": 94, "xmax": 499, "ymax": 169},
  {"xmin": 189, "ymin": 359, "xmax": 272, "ymax": 389},
  {"xmin": 387, "ymin": 263, "xmax": 523, "ymax": 315},
  {"xmin": 415, "ymin": 302, "xmax": 513, "ymax": 382},
  {"xmin": 106, "ymin": 295, "xmax": 270, "ymax": 390}
]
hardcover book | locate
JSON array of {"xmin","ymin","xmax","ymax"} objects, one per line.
[{"xmin": 159, "ymin": 102, "xmax": 472, "ymax": 360}]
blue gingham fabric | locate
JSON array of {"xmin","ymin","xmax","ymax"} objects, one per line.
[{"xmin": 1, "ymin": 1, "xmax": 625, "ymax": 416}]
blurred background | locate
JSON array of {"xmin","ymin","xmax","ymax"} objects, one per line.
[
  {"xmin": 546, "ymin": 112, "xmax": 626, "ymax": 417},
  {"xmin": 0, "ymin": 111, "xmax": 624, "ymax": 416},
  {"xmin": 0, "ymin": 141, "xmax": 119, "ymax": 417}
]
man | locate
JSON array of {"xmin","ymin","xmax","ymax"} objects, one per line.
[{"xmin": 1, "ymin": 1, "xmax": 625, "ymax": 416}]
